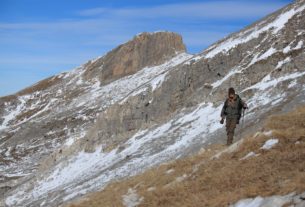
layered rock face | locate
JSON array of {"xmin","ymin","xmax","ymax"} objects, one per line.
[
  {"xmin": 2, "ymin": 1, "xmax": 305, "ymax": 207},
  {"xmin": 84, "ymin": 32, "xmax": 186, "ymax": 83}
]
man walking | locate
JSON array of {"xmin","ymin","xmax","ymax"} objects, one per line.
[{"xmin": 220, "ymin": 87, "xmax": 247, "ymax": 145}]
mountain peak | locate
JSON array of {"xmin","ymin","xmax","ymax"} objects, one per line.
[{"xmin": 98, "ymin": 31, "xmax": 186, "ymax": 83}]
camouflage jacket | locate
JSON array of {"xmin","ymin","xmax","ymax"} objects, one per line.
[{"xmin": 221, "ymin": 95, "xmax": 246, "ymax": 120}]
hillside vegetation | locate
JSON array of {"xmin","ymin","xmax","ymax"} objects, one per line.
[{"xmin": 68, "ymin": 105, "xmax": 305, "ymax": 207}]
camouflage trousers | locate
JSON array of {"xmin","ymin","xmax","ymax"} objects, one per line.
[{"xmin": 226, "ymin": 118, "xmax": 237, "ymax": 145}]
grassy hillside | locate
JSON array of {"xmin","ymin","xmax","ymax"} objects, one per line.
[{"xmin": 68, "ymin": 105, "xmax": 305, "ymax": 207}]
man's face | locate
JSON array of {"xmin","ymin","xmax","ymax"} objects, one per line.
[{"xmin": 229, "ymin": 93, "xmax": 235, "ymax": 100}]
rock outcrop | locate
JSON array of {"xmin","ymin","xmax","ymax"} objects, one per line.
[{"xmin": 84, "ymin": 32, "xmax": 186, "ymax": 84}]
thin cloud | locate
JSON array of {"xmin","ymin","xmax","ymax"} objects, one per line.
[
  {"xmin": 78, "ymin": 7, "xmax": 109, "ymax": 16},
  {"xmin": 0, "ymin": 0, "xmax": 291, "ymax": 96},
  {"xmin": 78, "ymin": 1, "xmax": 286, "ymax": 19},
  {"xmin": 0, "ymin": 56, "xmax": 80, "ymax": 66},
  {"xmin": 0, "ymin": 19, "xmax": 122, "ymax": 32}
]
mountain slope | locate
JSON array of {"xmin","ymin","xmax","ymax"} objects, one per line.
[
  {"xmin": 2, "ymin": 0, "xmax": 305, "ymax": 206},
  {"xmin": 67, "ymin": 105, "xmax": 305, "ymax": 207},
  {"xmin": 1, "ymin": 32, "xmax": 191, "ymax": 207}
]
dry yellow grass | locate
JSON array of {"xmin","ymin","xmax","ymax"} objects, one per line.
[
  {"xmin": 67, "ymin": 105, "xmax": 305, "ymax": 207},
  {"xmin": 17, "ymin": 75, "xmax": 62, "ymax": 96}
]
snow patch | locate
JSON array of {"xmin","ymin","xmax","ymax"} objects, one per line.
[
  {"xmin": 76, "ymin": 78, "xmax": 83, "ymax": 85},
  {"xmin": 204, "ymin": 4, "xmax": 305, "ymax": 59},
  {"xmin": 4, "ymin": 147, "xmax": 11, "ymax": 157},
  {"xmin": 261, "ymin": 139, "xmax": 279, "ymax": 150},
  {"xmin": 90, "ymin": 55, "xmax": 104, "ymax": 64},
  {"xmin": 212, "ymin": 139, "xmax": 245, "ymax": 160},
  {"xmin": 271, "ymin": 97, "xmax": 284, "ymax": 106},
  {"xmin": 295, "ymin": 40, "xmax": 304, "ymax": 50},
  {"xmin": 231, "ymin": 193, "xmax": 295, "ymax": 207},
  {"xmin": 65, "ymin": 137, "xmax": 75, "ymax": 147},
  {"xmin": 258, "ymin": 48, "xmax": 277, "ymax": 60},
  {"xmin": 183, "ymin": 55, "xmax": 202, "ymax": 65},
  {"xmin": 40, "ymin": 200, "xmax": 46, "ymax": 207},
  {"xmin": 57, "ymin": 73, "xmax": 66, "ymax": 79},
  {"xmin": 249, "ymin": 47, "xmax": 277, "ymax": 66},
  {"xmin": 147, "ymin": 187, "xmax": 156, "ymax": 192},
  {"xmin": 283, "ymin": 40, "xmax": 304, "ymax": 53},
  {"xmin": 247, "ymin": 90, "xmax": 284, "ymax": 111},
  {"xmin": 258, "ymin": 47, "xmax": 277, "ymax": 61},
  {"xmin": 5, "ymin": 190, "xmax": 26, "ymax": 206},
  {"xmin": 4, "ymin": 172, "xmax": 31, "ymax": 178},
  {"xmin": 283, "ymin": 44, "xmax": 292, "ymax": 53},
  {"xmin": 150, "ymin": 73, "xmax": 167, "ymax": 91},
  {"xmin": 246, "ymin": 71, "xmax": 305, "ymax": 91},
  {"xmin": 166, "ymin": 169, "xmax": 175, "ymax": 174},
  {"xmin": 232, "ymin": 196, "xmax": 264, "ymax": 207},
  {"xmin": 0, "ymin": 95, "xmax": 30, "ymax": 131},
  {"xmin": 175, "ymin": 174, "xmax": 188, "ymax": 182},
  {"xmin": 240, "ymin": 152, "xmax": 259, "ymax": 160},
  {"xmin": 164, "ymin": 103, "xmax": 222, "ymax": 153},
  {"xmin": 212, "ymin": 68, "xmax": 242, "ymax": 88},
  {"xmin": 264, "ymin": 131, "xmax": 273, "ymax": 137},
  {"xmin": 122, "ymin": 188, "xmax": 144, "ymax": 207},
  {"xmin": 56, "ymin": 89, "xmax": 63, "ymax": 96},
  {"xmin": 288, "ymin": 79, "xmax": 298, "ymax": 88},
  {"xmin": 276, "ymin": 57, "xmax": 291, "ymax": 69},
  {"xmin": 31, "ymin": 146, "xmax": 106, "ymax": 199},
  {"xmin": 72, "ymin": 53, "xmax": 192, "ymax": 107}
]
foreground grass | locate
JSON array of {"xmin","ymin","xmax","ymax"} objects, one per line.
[{"xmin": 68, "ymin": 105, "xmax": 305, "ymax": 207}]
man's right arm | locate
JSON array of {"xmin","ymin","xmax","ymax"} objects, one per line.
[
  {"xmin": 220, "ymin": 101, "xmax": 226, "ymax": 124},
  {"xmin": 241, "ymin": 99, "xmax": 248, "ymax": 109},
  {"xmin": 221, "ymin": 100, "xmax": 227, "ymax": 118}
]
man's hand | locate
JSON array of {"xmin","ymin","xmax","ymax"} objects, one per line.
[
  {"xmin": 220, "ymin": 118, "xmax": 224, "ymax": 124},
  {"xmin": 243, "ymin": 103, "xmax": 248, "ymax": 110}
]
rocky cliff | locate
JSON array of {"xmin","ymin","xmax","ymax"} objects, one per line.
[
  {"xmin": 1, "ymin": 0, "xmax": 305, "ymax": 206},
  {"xmin": 84, "ymin": 32, "xmax": 186, "ymax": 84}
]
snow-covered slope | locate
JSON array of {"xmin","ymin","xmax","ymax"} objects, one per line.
[
  {"xmin": 2, "ymin": 0, "xmax": 305, "ymax": 206},
  {"xmin": 1, "ymin": 50, "xmax": 194, "ymax": 207}
]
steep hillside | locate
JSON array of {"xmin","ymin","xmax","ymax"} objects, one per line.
[
  {"xmin": 2, "ymin": 0, "xmax": 305, "ymax": 206},
  {"xmin": 1, "ymin": 32, "xmax": 191, "ymax": 207},
  {"xmin": 67, "ymin": 105, "xmax": 305, "ymax": 207}
]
